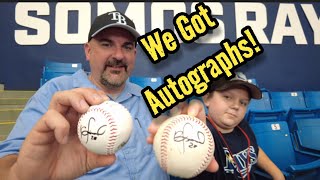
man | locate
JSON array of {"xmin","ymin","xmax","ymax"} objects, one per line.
[{"xmin": 0, "ymin": 11, "xmax": 217, "ymax": 179}]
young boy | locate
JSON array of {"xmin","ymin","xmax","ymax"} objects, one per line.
[{"xmin": 188, "ymin": 72, "xmax": 285, "ymax": 180}]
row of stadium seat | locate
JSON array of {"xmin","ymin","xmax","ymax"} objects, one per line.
[
  {"xmin": 40, "ymin": 60, "xmax": 83, "ymax": 87},
  {"xmin": 251, "ymin": 121, "xmax": 320, "ymax": 179},
  {"xmin": 246, "ymin": 90, "xmax": 320, "ymax": 156},
  {"xmin": 247, "ymin": 90, "xmax": 320, "ymax": 122}
]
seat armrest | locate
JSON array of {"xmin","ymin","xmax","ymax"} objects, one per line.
[{"xmin": 288, "ymin": 159, "xmax": 320, "ymax": 173}]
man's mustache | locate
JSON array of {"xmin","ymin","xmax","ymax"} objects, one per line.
[{"xmin": 106, "ymin": 60, "xmax": 128, "ymax": 71}]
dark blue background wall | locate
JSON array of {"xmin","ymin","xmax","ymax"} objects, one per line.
[{"xmin": 0, "ymin": 2, "xmax": 319, "ymax": 91}]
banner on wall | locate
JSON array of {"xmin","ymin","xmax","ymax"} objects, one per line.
[
  {"xmin": 1, "ymin": 2, "xmax": 319, "ymax": 90},
  {"xmin": 14, "ymin": 2, "xmax": 319, "ymax": 45}
]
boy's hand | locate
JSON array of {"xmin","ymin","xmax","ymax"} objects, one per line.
[{"xmin": 147, "ymin": 99, "xmax": 219, "ymax": 173}]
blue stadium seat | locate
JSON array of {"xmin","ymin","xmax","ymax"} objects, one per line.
[
  {"xmin": 247, "ymin": 91, "xmax": 272, "ymax": 112},
  {"xmin": 40, "ymin": 71, "xmax": 74, "ymax": 87},
  {"xmin": 286, "ymin": 108, "xmax": 320, "ymax": 129},
  {"xmin": 269, "ymin": 91, "xmax": 320, "ymax": 131},
  {"xmin": 246, "ymin": 90, "xmax": 286, "ymax": 123},
  {"xmin": 293, "ymin": 118, "xmax": 320, "ymax": 152},
  {"xmin": 40, "ymin": 60, "xmax": 83, "ymax": 87},
  {"xmin": 291, "ymin": 131, "xmax": 320, "ymax": 158},
  {"xmin": 129, "ymin": 76, "xmax": 163, "ymax": 89},
  {"xmin": 247, "ymin": 110, "xmax": 286, "ymax": 124},
  {"xmin": 304, "ymin": 91, "xmax": 320, "ymax": 108},
  {"xmin": 251, "ymin": 121, "xmax": 320, "ymax": 180},
  {"xmin": 44, "ymin": 60, "xmax": 82, "ymax": 73},
  {"xmin": 270, "ymin": 91, "xmax": 306, "ymax": 111}
]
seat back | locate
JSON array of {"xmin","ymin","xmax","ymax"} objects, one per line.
[
  {"xmin": 247, "ymin": 91, "xmax": 272, "ymax": 112},
  {"xmin": 270, "ymin": 91, "xmax": 306, "ymax": 111},
  {"xmin": 40, "ymin": 60, "xmax": 83, "ymax": 86},
  {"xmin": 129, "ymin": 76, "xmax": 163, "ymax": 89},
  {"xmin": 250, "ymin": 121, "xmax": 296, "ymax": 170},
  {"xmin": 304, "ymin": 91, "xmax": 320, "ymax": 108},
  {"xmin": 246, "ymin": 91, "xmax": 286, "ymax": 123},
  {"xmin": 44, "ymin": 60, "xmax": 82, "ymax": 73},
  {"xmin": 294, "ymin": 118, "xmax": 320, "ymax": 151}
]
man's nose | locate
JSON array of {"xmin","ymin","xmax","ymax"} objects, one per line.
[{"xmin": 112, "ymin": 47, "xmax": 125, "ymax": 60}]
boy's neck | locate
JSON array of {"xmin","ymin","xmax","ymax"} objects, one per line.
[{"xmin": 216, "ymin": 126, "xmax": 234, "ymax": 134}]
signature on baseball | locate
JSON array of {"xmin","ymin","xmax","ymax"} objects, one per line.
[
  {"xmin": 80, "ymin": 117, "xmax": 107, "ymax": 143},
  {"xmin": 173, "ymin": 122, "xmax": 205, "ymax": 153}
]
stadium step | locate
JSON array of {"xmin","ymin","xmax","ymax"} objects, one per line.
[
  {"xmin": 0, "ymin": 90, "xmax": 33, "ymax": 142},
  {"xmin": 0, "ymin": 90, "xmax": 35, "ymax": 98},
  {"xmin": 0, "ymin": 122, "xmax": 15, "ymax": 142},
  {"xmin": 0, "ymin": 98, "xmax": 29, "ymax": 105},
  {"xmin": 0, "ymin": 109, "xmax": 22, "ymax": 122},
  {"xmin": 0, "ymin": 105, "xmax": 26, "ymax": 109},
  {"xmin": 0, "ymin": 90, "xmax": 34, "ymax": 107}
]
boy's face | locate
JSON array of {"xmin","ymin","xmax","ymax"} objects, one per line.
[{"xmin": 203, "ymin": 86, "xmax": 250, "ymax": 133}]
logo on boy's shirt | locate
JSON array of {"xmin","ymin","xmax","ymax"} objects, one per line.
[{"xmin": 223, "ymin": 146, "xmax": 257, "ymax": 178}]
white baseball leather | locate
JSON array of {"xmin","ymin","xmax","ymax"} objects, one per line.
[
  {"xmin": 153, "ymin": 114, "xmax": 214, "ymax": 178},
  {"xmin": 77, "ymin": 101, "xmax": 133, "ymax": 155}
]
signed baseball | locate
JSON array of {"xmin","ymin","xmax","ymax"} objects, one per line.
[
  {"xmin": 77, "ymin": 100, "xmax": 133, "ymax": 155},
  {"xmin": 153, "ymin": 114, "xmax": 214, "ymax": 178}
]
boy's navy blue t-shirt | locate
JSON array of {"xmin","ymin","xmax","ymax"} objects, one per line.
[{"xmin": 187, "ymin": 119, "xmax": 259, "ymax": 180}]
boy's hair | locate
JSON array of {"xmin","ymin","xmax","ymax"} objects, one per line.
[{"xmin": 209, "ymin": 72, "xmax": 262, "ymax": 99}]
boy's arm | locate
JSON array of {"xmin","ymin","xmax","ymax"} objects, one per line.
[{"xmin": 257, "ymin": 147, "xmax": 285, "ymax": 180}]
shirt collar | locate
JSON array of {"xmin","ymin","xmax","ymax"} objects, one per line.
[{"xmin": 72, "ymin": 69, "xmax": 142, "ymax": 102}]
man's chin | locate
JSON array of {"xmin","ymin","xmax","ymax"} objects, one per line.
[{"xmin": 101, "ymin": 77, "xmax": 127, "ymax": 87}]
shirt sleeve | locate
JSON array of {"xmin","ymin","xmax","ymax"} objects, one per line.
[{"xmin": 0, "ymin": 84, "xmax": 54, "ymax": 158}]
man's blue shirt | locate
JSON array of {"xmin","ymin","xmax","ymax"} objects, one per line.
[{"xmin": 0, "ymin": 70, "xmax": 169, "ymax": 180}]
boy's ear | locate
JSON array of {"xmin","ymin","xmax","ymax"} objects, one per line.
[{"xmin": 202, "ymin": 93, "xmax": 211, "ymax": 107}]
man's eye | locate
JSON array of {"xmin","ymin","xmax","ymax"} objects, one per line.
[
  {"xmin": 124, "ymin": 45, "xmax": 133, "ymax": 50},
  {"xmin": 103, "ymin": 43, "xmax": 111, "ymax": 47}
]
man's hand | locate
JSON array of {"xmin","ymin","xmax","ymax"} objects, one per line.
[{"xmin": 9, "ymin": 88, "xmax": 116, "ymax": 180}]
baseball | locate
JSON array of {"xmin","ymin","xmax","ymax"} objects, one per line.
[
  {"xmin": 77, "ymin": 100, "xmax": 133, "ymax": 155},
  {"xmin": 153, "ymin": 114, "xmax": 214, "ymax": 178}
]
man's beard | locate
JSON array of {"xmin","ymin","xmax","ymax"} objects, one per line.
[
  {"xmin": 100, "ymin": 59, "xmax": 129, "ymax": 88},
  {"xmin": 100, "ymin": 74, "xmax": 126, "ymax": 88}
]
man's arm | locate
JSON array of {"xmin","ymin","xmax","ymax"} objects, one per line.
[
  {"xmin": 0, "ymin": 88, "xmax": 116, "ymax": 180},
  {"xmin": 257, "ymin": 147, "xmax": 285, "ymax": 180}
]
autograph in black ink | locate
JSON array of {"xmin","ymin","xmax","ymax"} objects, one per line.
[
  {"xmin": 80, "ymin": 117, "xmax": 107, "ymax": 143},
  {"xmin": 174, "ymin": 123, "xmax": 205, "ymax": 153}
]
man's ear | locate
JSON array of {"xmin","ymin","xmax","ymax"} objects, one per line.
[{"xmin": 84, "ymin": 43, "xmax": 90, "ymax": 61}]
